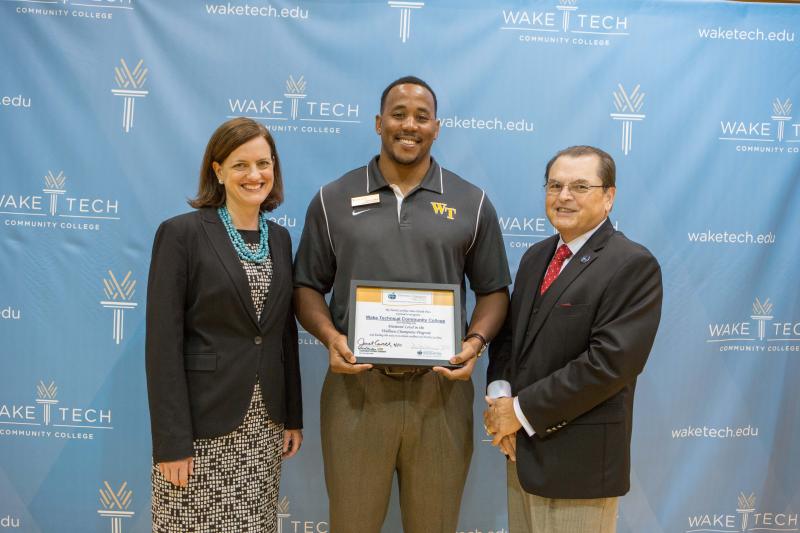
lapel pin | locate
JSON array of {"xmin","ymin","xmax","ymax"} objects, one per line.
[{"xmin": 580, "ymin": 255, "xmax": 591, "ymax": 263}]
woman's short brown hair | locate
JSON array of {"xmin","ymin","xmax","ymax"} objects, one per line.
[{"xmin": 189, "ymin": 117, "xmax": 284, "ymax": 212}]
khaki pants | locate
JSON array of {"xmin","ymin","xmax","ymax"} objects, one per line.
[
  {"xmin": 507, "ymin": 460, "xmax": 618, "ymax": 533},
  {"xmin": 321, "ymin": 369, "xmax": 474, "ymax": 533}
]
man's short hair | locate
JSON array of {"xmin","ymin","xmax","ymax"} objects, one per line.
[
  {"xmin": 380, "ymin": 76, "xmax": 438, "ymax": 115},
  {"xmin": 544, "ymin": 145, "xmax": 616, "ymax": 188}
]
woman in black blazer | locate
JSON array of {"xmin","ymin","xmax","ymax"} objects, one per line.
[{"xmin": 145, "ymin": 117, "xmax": 302, "ymax": 532}]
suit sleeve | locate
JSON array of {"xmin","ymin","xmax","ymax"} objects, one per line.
[
  {"xmin": 281, "ymin": 230, "xmax": 303, "ymax": 430},
  {"xmin": 517, "ymin": 250, "xmax": 663, "ymax": 435},
  {"xmin": 145, "ymin": 219, "xmax": 194, "ymax": 463}
]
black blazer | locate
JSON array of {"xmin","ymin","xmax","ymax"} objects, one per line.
[
  {"xmin": 488, "ymin": 219, "xmax": 662, "ymax": 499},
  {"xmin": 145, "ymin": 207, "xmax": 302, "ymax": 463}
]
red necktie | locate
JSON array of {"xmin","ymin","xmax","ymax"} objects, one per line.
[{"xmin": 539, "ymin": 244, "xmax": 572, "ymax": 295}]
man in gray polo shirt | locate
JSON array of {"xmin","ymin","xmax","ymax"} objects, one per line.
[{"xmin": 294, "ymin": 76, "xmax": 511, "ymax": 533}]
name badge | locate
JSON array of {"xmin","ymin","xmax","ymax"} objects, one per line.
[{"xmin": 351, "ymin": 194, "xmax": 380, "ymax": 208}]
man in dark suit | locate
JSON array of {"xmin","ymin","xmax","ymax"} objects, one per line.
[{"xmin": 484, "ymin": 145, "xmax": 662, "ymax": 533}]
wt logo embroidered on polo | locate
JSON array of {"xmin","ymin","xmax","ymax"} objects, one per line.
[{"xmin": 430, "ymin": 202, "xmax": 456, "ymax": 220}]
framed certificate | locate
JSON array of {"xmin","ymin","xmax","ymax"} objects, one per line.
[{"xmin": 347, "ymin": 280, "xmax": 463, "ymax": 367}]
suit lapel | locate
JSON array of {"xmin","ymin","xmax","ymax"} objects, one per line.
[
  {"xmin": 519, "ymin": 220, "xmax": 615, "ymax": 356},
  {"xmin": 200, "ymin": 208, "xmax": 260, "ymax": 329},
  {"xmin": 513, "ymin": 236, "xmax": 557, "ymax": 358},
  {"xmin": 258, "ymin": 223, "xmax": 284, "ymax": 327}
]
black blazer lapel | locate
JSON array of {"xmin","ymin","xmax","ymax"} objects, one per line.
[
  {"xmin": 200, "ymin": 208, "xmax": 260, "ymax": 329},
  {"xmin": 519, "ymin": 220, "xmax": 615, "ymax": 356},
  {"xmin": 258, "ymin": 222, "xmax": 286, "ymax": 328}
]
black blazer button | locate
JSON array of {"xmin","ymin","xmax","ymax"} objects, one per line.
[{"xmin": 254, "ymin": 336, "xmax": 263, "ymax": 345}]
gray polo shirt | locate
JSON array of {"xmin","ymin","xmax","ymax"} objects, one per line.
[{"xmin": 294, "ymin": 156, "xmax": 511, "ymax": 334}]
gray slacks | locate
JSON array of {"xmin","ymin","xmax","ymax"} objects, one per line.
[
  {"xmin": 507, "ymin": 460, "xmax": 618, "ymax": 533},
  {"xmin": 321, "ymin": 369, "xmax": 474, "ymax": 533}
]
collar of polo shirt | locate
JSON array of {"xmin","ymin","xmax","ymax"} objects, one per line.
[{"xmin": 366, "ymin": 156, "xmax": 444, "ymax": 195}]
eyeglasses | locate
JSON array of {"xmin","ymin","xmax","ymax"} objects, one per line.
[{"xmin": 544, "ymin": 181, "xmax": 606, "ymax": 195}]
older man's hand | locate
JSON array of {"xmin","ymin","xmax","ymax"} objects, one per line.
[
  {"xmin": 499, "ymin": 434, "xmax": 517, "ymax": 462},
  {"xmin": 484, "ymin": 396, "xmax": 522, "ymax": 447}
]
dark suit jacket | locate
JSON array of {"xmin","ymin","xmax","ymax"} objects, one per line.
[
  {"xmin": 488, "ymin": 219, "xmax": 662, "ymax": 499},
  {"xmin": 145, "ymin": 207, "xmax": 302, "ymax": 463}
]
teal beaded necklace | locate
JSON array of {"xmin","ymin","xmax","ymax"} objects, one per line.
[{"xmin": 217, "ymin": 205, "xmax": 270, "ymax": 263}]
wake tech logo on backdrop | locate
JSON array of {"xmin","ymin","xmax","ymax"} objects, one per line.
[
  {"xmin": 387, "ymin": 1, "xmax": 424, "ymax": 43},
  {"xmin": 685, "ymin": 493, "xmax": 797, "ymax": 533},
  {"xmin": 227, "ymin": 75, "xmax": 361, "ymax": 135},
  {"xmin": 272, "ymin": 485, "xmax": 506, "ymax": 533},
  {"xmin": 98, "ymin": 481, "xmax": 134, "ymax": 533},
  {"xmin": 100, "ymin": 271, "xmax": 137, "ymax": 345},
  {"xmin": 0, "ymin": 171, "xmax": 121, "ymax": 232},
  {"xmin": 276, "ymin": 497, "xmax": 328, "ymax": 533},
  {"xmin": 500, "ymin": 0, "xmax": 630, "ymax": 48},
  {"xmin": 718, "ymin": 97, "xmax": 800, "ymax": 154},
  {"xmin": 0, "ymin": 381, "xmax": 114, "ymax": 441},
  {"xmin": 706, "ymin": 297, "xmax": 800, "ymax": 352},
  {"xmin": 111, "ymin": 59, "xmax": 148, "ymax": 133},
  {"xmin": 500, "ymin": 213, "xmax": 553, "ymax": 250},
  {"xmin": 5, "ymin": 0, "xmax": 133, "ymax": 21},
  {"xmin": 610, "ymin": 84, "xmax": 645, "ymax": 156}
]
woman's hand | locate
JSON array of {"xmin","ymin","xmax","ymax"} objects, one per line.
[
  {"xmin": 157, "ymin": 457, "xmax": 194, "ymax": 487},
  {"xmin": 283, "ymin": 429, "xmax": 303, "ymax": 459}
]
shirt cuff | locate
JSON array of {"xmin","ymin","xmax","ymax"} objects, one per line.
[
  {"xmin": 486, "ymin": 380, "xmax": 511, "ymax": 398},
  {"xmin": 513, "ymin": 396, "xmax": 535, "ymax": 436}
]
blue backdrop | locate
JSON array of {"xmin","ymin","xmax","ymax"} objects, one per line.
[{"xmin": 1, "ymin": 1, "xmax": 799, "ymax": 532}]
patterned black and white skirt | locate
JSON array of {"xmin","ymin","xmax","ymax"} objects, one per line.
[{"xmin": 152, "ymin": 381, "xmax": 284, "ymax": 532}]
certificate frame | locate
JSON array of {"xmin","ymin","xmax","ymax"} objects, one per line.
[{"xmin": 347, "ymin": 280, "xmax": 463, "ymax": 367}]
